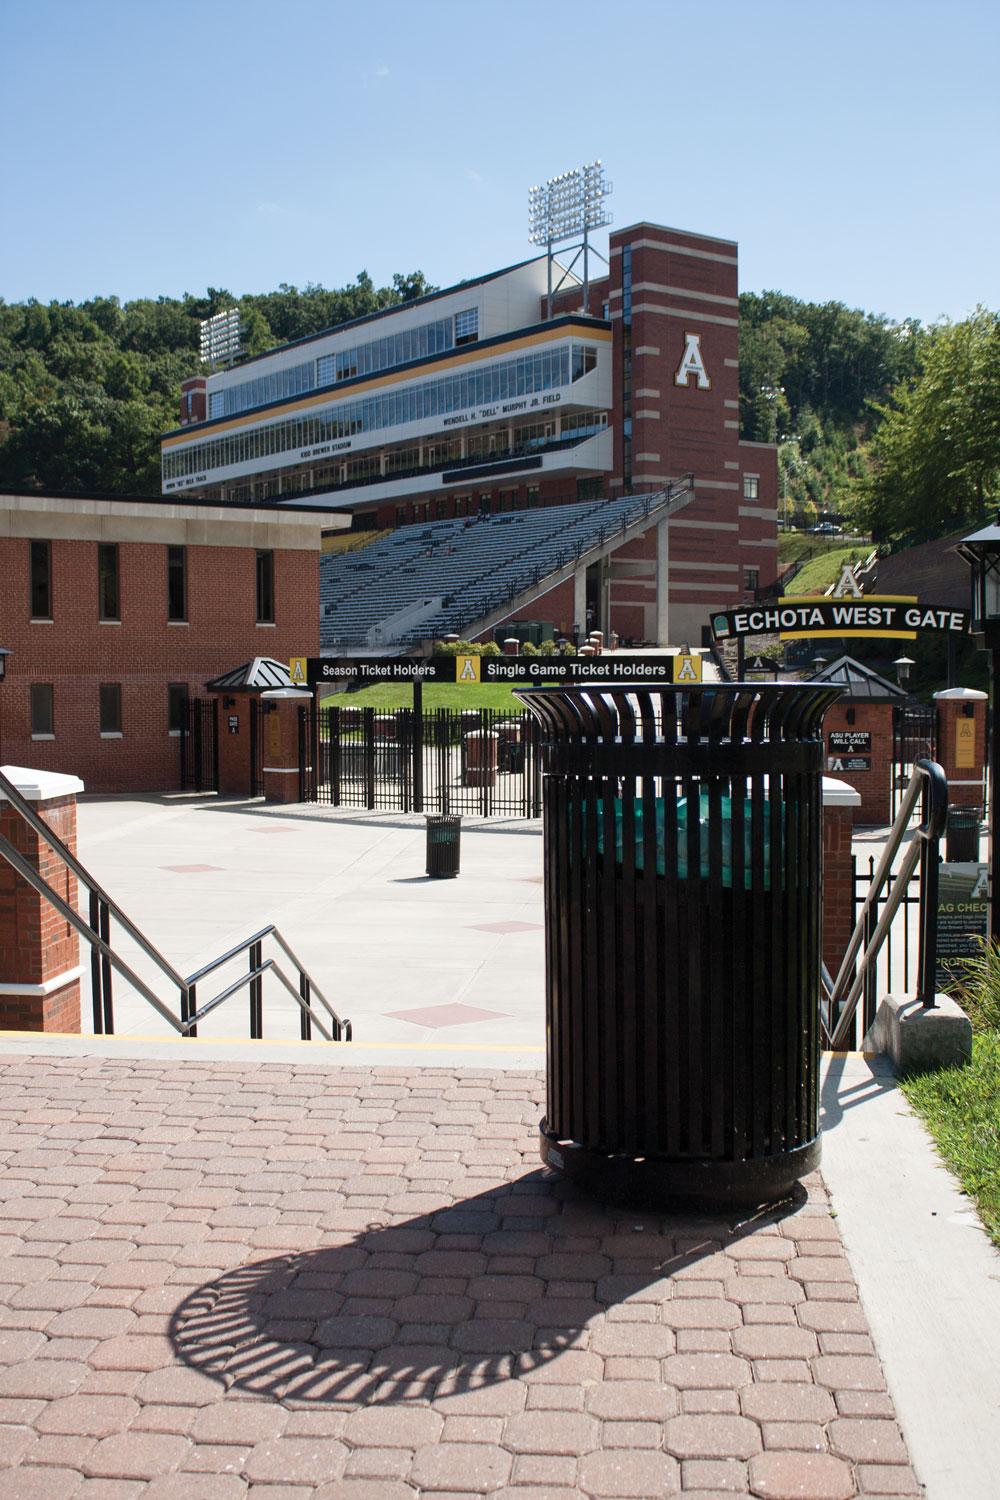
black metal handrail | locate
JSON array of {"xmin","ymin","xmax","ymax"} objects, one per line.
[
  {"xmin": 0, "ymin": 766, "xmax": 350, "ymax": 1042},
  {"xmin": 823, "ymin": 758, "xmax": 948, "ymax": 1049}
]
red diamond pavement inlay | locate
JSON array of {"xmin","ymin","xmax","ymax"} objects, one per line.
[
  {"xmin": 159, "ymin": 863, "xmax": 224, "ymax": 873},
  {"xmin": 467, "ymin": 920, "xmax": 544, "ymax": 933},
  {"xmin": 383, "ymin": 1002, "xmax": 510, "ymax": 1028}
]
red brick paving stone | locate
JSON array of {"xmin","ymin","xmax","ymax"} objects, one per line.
[
  {"xmin": 854, "ymin": 1463, "xmax": 922, "ymax": 1494},
  {"xmin": 681, "ymin": 1389, "xmax": 740, "ymax": 1415},
  {"xmin": 511, "ymin": 1454, "xmax": 579, "ymax": 1485},
  {"xmin": 343, "ymin": 1406, "xmax": 443, "ymax": 1447},
  {"xmin": 585, "ymin": 1380, "xmax": 679, "ymax": 1422},
  {"xmin": 344, "ymin": 1445, "xmax": 413, "ymax": 1479},
  {"xmin": 129, "ymin": 1404, "xmax": 197, "ymax": 1436},
  {"xmin": 601, "ymin": 1420, "xmax": 662, "ymax": 1449},
  {"xmin": 761, "ymin": 1422, "xmax": 827, "ymax": 1451},
  {"xmin": 503, "ymin": 1410, "xmax": 599, "ymax": 1455},
  {"xmin": 797, "ymin": 1304, "xmax": 871, "ymax": 1335},
  {"xmin": 0, "ymin": 1421, "xmax": 37, "ymax": 1465},
  {"xmin": 142, "ymin": 1478, "xmax": 247, "ymax": 1499},
  {"xmin": 741, "ymin": 1383, "xmax": 837, "ymax": 1423},
  {"xmin": 189, "ymin": 1402, "xmax": 290, "ymax": 1445},
  {"xmin": 441, "ymin": 1415, "xmax": 505, "ymax": 1443},
  {"xmin": 661, "ymin": 1353, "xmax": 751, "ymax": 1389},
  {"xmin": 35, "ymin": 1394, "xmax": 140, "ymax": 1436},
  {"xmin": 0, "ymin": 1468, "xmax": 85, "ymax": 1499},
  {"xmin": 316, "ymin": 1485, "xmax": 417, "ymax": 1500},
  {"xmin": 733, "ymin": 1326, "xmax": 819, "ymax": 1360},
  {"xmin": 577, "ymin": 1448, "xmax": 681, "ymax": 1496},
  {"xmin": 660, "ymin": 1300, "xmax": 743, "ymax": 1330},
  {"xmin": 82, "ymin": 1431, "xmax": 192, "ymax": 1480},
  {"xmin": 664, "ymin": 1413, "xmax": 762, "ymax": 1459},
  {"xmin": 681, "ymin": 1457, "xmax": 751, "ymax": 1491},
  {"xmin": 0, "ymin": 1359, "xmax": 87, "ymax": 1399},
  {"xmin": 434, "ymin": 1384, "xmax": 527, "ymax": 1416},
  {"xmin": 74, "ymin": 1482, "xmax": 146, "ymax": 1499},
  {"xmin": 409, "ymin": 1440, "xmax": 513, "ymax": 1492},
  {"xmin": 813, "ymin": 1356, "xmax": 888, "ymax": 1392},
  {"xmin": 748, "ymin": 1450, "xmax": 856, "ymax": 1499},
  {"xmin": 243, "ymin": 1436, "xmax": 349, "ymax": 1485},
  {"xmin": 827, "ymin": 1419, "xmax": 909, "ymax": 1464},
  {"xmin": 835, "ymin": 1392, "xmax": 895, "ymax": 1419},
  {"xmin": 87, "ymin": 1336, "xmax": 175, "ymax": 1372}
]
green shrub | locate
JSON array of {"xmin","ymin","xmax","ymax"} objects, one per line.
[
  {"xmin": 479, "ymin": 641, "xmax": 501, "ymax": 657},
  {"xmin": 952, "ymin": 940, "xmax": 1000, "ymax": 1034},
  {"xmin": 521, "ymin": 640, "xmax": 539, "ymax": 656}
]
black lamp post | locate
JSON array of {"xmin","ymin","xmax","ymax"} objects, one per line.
[
  {"xmin": 893, "ymin": 655, "xmax": 915, "ymax": 690},
  {"xmin": 956, "ymin": 520, "xmax": 1000, "ymax": 940}
]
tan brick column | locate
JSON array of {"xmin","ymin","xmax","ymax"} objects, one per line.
[
  {"xmin": 259, "ymin": 689, "xmax": 313, "ymax": 804},
  {"xmin": 934, "ymin": 687, "xmax": 988, "ymax": 809},
  {"xmin": 822, "ymin": 776, "xmax": 862, "ymax": 985},
  {"xmin": 0, "ymin": 767, "xmax": 84, "ymax": 1032}
]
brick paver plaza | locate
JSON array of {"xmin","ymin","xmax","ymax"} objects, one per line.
[{"xmin": 0, "ymin": 1054, "xmax": 921, "ymax": 1499}]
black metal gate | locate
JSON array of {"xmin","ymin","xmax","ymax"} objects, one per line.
[
  {"xmin": 179, "ymin": 698, "xmax": 219, "ymax": 793},
  {"xmin": 892, "ymin": 703, "xmax": 936, "ymax": 819},
  {"xmin": 300, "ymin": 705, "xmax": 542, "ymax": 816},
  {"xmin": 249, "ymin": 698, "xmax": 264, "ymax": 798},
  {"xmin": 848, "ymin": 852, "xmax": 922, "ymax": 1043}
]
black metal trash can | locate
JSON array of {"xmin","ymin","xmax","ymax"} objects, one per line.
[
  {"xmin": 945, "ymin": 804, "xmax": 981, "ymax": 863},
  {"xmin": 515, "ymin": 682, "xmax": 841, "ymax": 1209},
  {"xmin": 426, "ymin": 814, "xmax": 462, "ymax": 878}
]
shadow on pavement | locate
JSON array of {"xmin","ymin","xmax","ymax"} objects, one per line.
[{"xmin": 170, "ymin": 1170, "xmax": 806, "ymax": 1408}]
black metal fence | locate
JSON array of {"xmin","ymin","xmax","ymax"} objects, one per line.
[
  {"xmin": 847, "ymin": 853, "xmax": 921, "ymax": 1045},
  {"xmin": 891, "ymin": 703, "xmax": 936, "ymax": 820},
  {"xmin": 299, "ymin": 705, "xmax": 542, "ymax": 816}
]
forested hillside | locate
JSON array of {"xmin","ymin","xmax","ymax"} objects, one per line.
[{"xmin": 1, "ymin": 274, "xmax": 996, "ymax": 546}]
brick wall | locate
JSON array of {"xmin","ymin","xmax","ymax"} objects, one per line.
[
  {"xmin": 0, "ymin": 537, "xmax": 319, "ymax": 793},
  {"xmin": 823, "ymin": 702, "xmax": 895, "ymax": 826},
  {"xmin": 822, "ymin": 803, "xmax": 856, "ymax": 981}
]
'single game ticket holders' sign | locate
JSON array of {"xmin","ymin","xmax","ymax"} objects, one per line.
[
  {"xmin": 297, "ymin": 655, "xmax": 709, "ymax": 687},
  {"xmin": 710, "ymin": 598, "xmax": 969, "ymax": 644}
]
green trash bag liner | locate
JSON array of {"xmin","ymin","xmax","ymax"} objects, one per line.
[{"xmin": 585, "ymin": 791, "xmax": 782, "ymax": 888}]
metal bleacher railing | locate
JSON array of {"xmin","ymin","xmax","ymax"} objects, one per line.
[{"xmin": 0, "ymin": 766, "xmax": 351, "ymax": 1043}]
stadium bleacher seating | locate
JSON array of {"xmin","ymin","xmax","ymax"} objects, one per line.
[{"xmin": 319, "ymin": 489, "xmax": 682, "ymax": 650}]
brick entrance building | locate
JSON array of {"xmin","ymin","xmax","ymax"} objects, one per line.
[{"xmin": 0, "ymin": 489, "xmax": 347, "ymax": 792}]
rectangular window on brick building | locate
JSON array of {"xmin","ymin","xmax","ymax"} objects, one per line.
[
  {"xmin": 256, "ymin": 550, "xmax": 275, "ymax": 623},
  {"xmin": 30, "ymin": 540, "xmax": 52, "ymax": 619},
  {"xmin": 743, "ymin": 474, "xmax": 760, "ymax": 501},
  {"xmin": 98, "ymin": 543, "xmax": 120, "ymax": 621},
  {"xmin": 167, "ymin": 545, "xmax": 187, "ymax": 621},
  {"xmin": 168, "ymin": 682, "xmax": 187, "ymax": 734},
  {"xmin": 100, "ymin": 683, "xmax": 122, "ymax": 735},
  {"xmin": 744, "ymin": 567, "xmax": 760, "ymax": 595},
  {"xmin": 30, "ymin": 684, "xmax": 54, "ymax": 737}
]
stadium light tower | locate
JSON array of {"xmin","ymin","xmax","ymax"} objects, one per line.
[
  {"xmin": 199, "ymin": 307, "xmax": 245, "ymax": 370},
  {"xmin": 529, "ymin": 161, "xmax": 613, "ymax": 319}
]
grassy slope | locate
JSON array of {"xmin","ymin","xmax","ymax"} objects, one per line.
[
  {"xmin": 783, "ymin": 543, "xmax": 868, "ymax": 596},
  {"xmin": 901, "ymin": 1034, "xmax": 1000, "ymax": 1247}
]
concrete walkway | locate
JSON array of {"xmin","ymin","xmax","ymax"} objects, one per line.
[{"xmin": 0, "ymin": 793, "xmax": 997, "ymax": 1496}]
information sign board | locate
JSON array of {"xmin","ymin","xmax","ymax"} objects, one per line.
[{"xmin": 935, "ymin": 862, "xmax": 989, "ymax": 994}]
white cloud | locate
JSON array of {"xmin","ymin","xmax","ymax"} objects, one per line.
[{"xmin": 256, "ymin": 202, "xmax": 284, "ymax": 216}]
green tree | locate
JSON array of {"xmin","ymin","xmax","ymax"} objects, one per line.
[{"xmin": 858, "ymin": 308, "xmax": 1000, "ymax": 542}]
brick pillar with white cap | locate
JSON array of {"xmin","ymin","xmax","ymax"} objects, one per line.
[
  {"xmin": 260, "ymin": 689, "xmax": 313, "ymax": 804},
  {"xmin": 934, "ymin": 687, "xmax": 988, "ymax": 808},
  {"xmin": 0, "ymin": 766, "xmax": 84, "ymax": 1032}
]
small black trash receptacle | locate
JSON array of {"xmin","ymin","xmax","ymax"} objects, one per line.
[
  {"xmin": 426, "ymin": 814, "xmax": 461, "ymax": 877},
  {"xmin": 946, "ymin": 804, "xmax": 981, "ymax": 863},
  {"xmin": 515, "ymin": 681, "xmax": 842, "ymax": 1209}
]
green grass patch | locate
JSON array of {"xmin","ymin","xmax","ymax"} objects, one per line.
[
  {"xmin": 783, "ymin": 544, "xmax": 867, "ymax": 596},
  {"xmin": 319, "ymin": 682, "xmax": 547, "ymax": 713},
  {"xmin": 777, "ymin": 532, "xmax": 856, "ymax": 566},
  {"xmin": 901, "ymin": 1032, "xmax": 1000, "ymax": 1247}
]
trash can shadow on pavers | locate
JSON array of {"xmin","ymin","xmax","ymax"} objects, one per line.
[{"xmin": 514, "ymin": 681, "xmax": 842, "ymax": 1209}]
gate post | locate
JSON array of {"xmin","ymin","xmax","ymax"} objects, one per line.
[
  {"xmin": 934, "ymin": 688, "xmax": 988, "ymax": 809},
  {"xmin": 822, "ymin": 776, "xmax": 862, "ymax": 986},
  {"xmin": 0, "ymin": 768, "xmax": 84, "ymax": 1032},
  {"xmin": 259, "ymin": 689, "xmax": 314, "ymax": 804}
]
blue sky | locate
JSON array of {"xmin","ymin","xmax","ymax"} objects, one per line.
[{"xmin": 3, "ymin": 0, "xmax": 997, "ymax": 325}]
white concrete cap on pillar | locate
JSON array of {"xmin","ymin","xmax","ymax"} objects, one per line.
[
  {"xmin": 259, "ymin": 689, "xmax": 313, "ymax": 700},
  {"xmin": 933, "ymin": 687, "xmax": 988, "ymax": 700},
  {"xmin": 822, "ymin": 776, "xmax": 862, "ymax": 808},
  {"xmin": 0, "ymin": 767, "xmax": 85, "ymax": 801}
]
